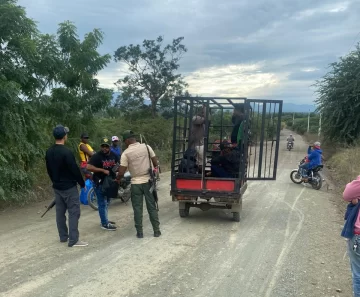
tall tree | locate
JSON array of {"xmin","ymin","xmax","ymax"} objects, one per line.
[
  {"xmin": 315, "ymin": 43, "xmax": 360, "ymax": 144},
  {"xmin": 39, "ymin": 21, "xmax": 113, "ymax": 135},
  {"xmin": 0, "ymin": 0, "xmax": 46, "ymax": 198},
  {"xmin": 114, "ymin": 36, "xmax": 188, "ymax": 117}
]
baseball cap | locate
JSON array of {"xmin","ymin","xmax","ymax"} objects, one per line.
[
  {"xmin": 80, "ymin": 132, "xmax": 89, "ymax": 139},
  {"xmin": 112, "ymin": 136, "xmax": 119, "ymax": 142},
  {"xmin": 122, "ymin": 130, "xmax": 136, "ymax": 141},
  {"xmin": 100, "ymin": 137, "xmax": 111, "ymax": 146},
  {"xmin": 53, "ymin": 125, "xmax": 69, "ymax": 139}
]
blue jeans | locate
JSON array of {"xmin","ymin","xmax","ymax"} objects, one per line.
[
  {"xmin": 94, "ymin": 185, "xmax": 109, "ymax": 226},
  {"xmin": 299, "ymin": 163, "xmax": 310, "ymax": 177},
  {"xmin": 348, "ymin": 236, "xmax": 360, "ymax": 297}
]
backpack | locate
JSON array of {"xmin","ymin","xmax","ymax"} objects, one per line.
[{"xmin": 178, "ymin": 148, "xmax": 198, "ymax": 174}]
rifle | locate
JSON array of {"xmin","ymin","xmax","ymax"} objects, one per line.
[
  {"xmin": 41, "ymin": 199, "xmax": 56, "ymax": 218},
  {"xmin": 141, "ymin": 135, "xmax": 159, "ymax": 211}
]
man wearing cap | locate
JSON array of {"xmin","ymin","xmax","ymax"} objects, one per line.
[
  {"xmin": 45, "ymin": 125, "xmax": 88, "ymax": 247},
  {"xmin": 78, "ymin": 133, "xmax": 95, "ymax": 179},
  {"xmin": 110, "ymin": 136, "xmax": 121, "ymax": 158},
  {"xmin": 116, "ymin": 130, "xmax": 161, "ymax": 238},
  {"xmin": 87, "ymin": 137, "xmax": 119, "ymax": 231}
]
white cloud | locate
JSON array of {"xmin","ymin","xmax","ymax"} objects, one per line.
[
  {"xmin": 293, "ymin": 1, "xmax": 349, "ymax": 20},
  {"xmin": 327, "ymin": 2, "xmax": 350, "ymax": 12},
  {"xmin": 96, "ymin": 62, "xmax": 130, "ymax": 90},
  {"xmin": 301, "ymin": 67, "xmax": 320, "ymax": 72},
  {"xmin": 185, "ymin": 63, "xmax": 286, "ymax": 97}
]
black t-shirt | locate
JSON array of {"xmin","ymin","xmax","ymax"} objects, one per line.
[
  {"xmin": 45, "ymin": 144, "xmax": 85, "ymax": 190},
  {"xmin": 88, "ymin": 151, "xmax": 120, "ymax": 184}
]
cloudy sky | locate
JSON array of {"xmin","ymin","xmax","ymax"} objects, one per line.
[{"xmin": 20, "ymin": 0, "xmax": 360, "ymax": 104}]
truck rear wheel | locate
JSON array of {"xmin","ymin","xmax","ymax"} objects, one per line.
[
  {"xmin": 232, "ymin": 212, "xmax": 240, "ymax": 222},
  {"xmin": 179, "ymin": 203, "xmax": 190, "ymax": 218}
]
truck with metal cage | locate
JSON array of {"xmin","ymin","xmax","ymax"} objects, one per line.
[{"xmin": 170, "ymin": 97, "xmax": 283, "ymax": 222}]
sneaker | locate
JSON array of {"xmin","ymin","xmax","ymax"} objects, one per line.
[
  {"xmin": 136, "ymin": 232, "xmax": 144, "ymax": 238},
  {"xmin": 154, "ymin": 231, "xmax": 162, "ymax": 238},
  {"xmin": 101, "ymin": 223, "xmax": 117, "ymax": 231},
  {"xmin": 99, "ymin": 221, "xmax": 116, "ymax": 227},
  {"xmin": 72, "ymin": 241, "xmax": 88, "ymax": 247}
]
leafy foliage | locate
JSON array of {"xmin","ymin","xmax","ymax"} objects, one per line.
[
  {"xmin": 315, "ymin": 44, "xmax": 360, "ymax": 144},
  {"xmin": 114, "ymin": 36, "xmax": 188, "ymax": 116},
  {"xmin": 0, "ymin": 0, "xmax": 112, "ymax": 203}
]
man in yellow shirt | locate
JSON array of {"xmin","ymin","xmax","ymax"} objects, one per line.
[
  {"xmin": 78, "ymin": 132, "xmax": 95, "ymax": 179},
  {"xmin": 116, "ymin": 130, "xmax": 161, "ymax": 239}
]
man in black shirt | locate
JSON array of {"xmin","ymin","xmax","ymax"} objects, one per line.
[
  {"xmin": 45, "ymin": 125, "xmax": 87, "ymax": 247},
  {"xmin": 87, "ymin": 137, "xmax": 119, "ymax": 231}
]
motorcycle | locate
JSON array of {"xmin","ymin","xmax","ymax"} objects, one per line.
[
  {"xmin": 290, "ymin": 158, "xmax": 323, "ymax": 190},
  {"xmin": 287, "ymin": 141, "xmax": 293, "ymax": 151}
]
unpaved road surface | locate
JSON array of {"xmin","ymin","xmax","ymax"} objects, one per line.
[{"xmin": 0, "ymin": 130, "xmax": 352, "ymax": 297}]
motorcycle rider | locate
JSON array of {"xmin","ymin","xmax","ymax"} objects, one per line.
[
  {"xmin": 86, "ymin": 137, "xmax": 119, "ymax": 231},
  {"xmin": 78, "ymin": 133, "xmax": 95, "ymax": 179},
  {"xmin": 300, "ymin": 141, "xmax": 323, "ymax": 181},
  {"xmin": 287, "ymin": 134, "xmax": 295, "ymax": 148}
]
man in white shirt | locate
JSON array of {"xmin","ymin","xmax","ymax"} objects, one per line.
[{"xmin": 116, "ymin": 130, "xmax": 161, "ymax": 239}]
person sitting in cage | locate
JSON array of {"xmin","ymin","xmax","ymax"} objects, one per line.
[{"xmin": 208, "ymin": 140, "xmax": 240, "ymax": 178}]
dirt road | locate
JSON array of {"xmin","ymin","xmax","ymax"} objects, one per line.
[{"xmin": 0, "ymin": 130, "xmax": 352, "ymax": 297}]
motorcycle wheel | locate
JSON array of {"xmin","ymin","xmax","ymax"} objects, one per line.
[
  {"xmin": 119, "ymin": 186, "xmax": 131, "ymax": 203},
  {"xmin": 290, "ymin": 170, "xmax": 303, "ymax": 184},
  {"xmin": 120, "ymin": 193, "xmax": 131, "ymax": 203},
  {"xmin": 87, "ymin": 188, "xmax": 99, "ymax": 211},
  {"xmin": 311, "ymin": 173, "xmax": 323, "ymax": 190}
]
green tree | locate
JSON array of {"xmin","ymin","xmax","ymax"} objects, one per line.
[
  {"xmin": 114, "ymin": 36, "xmax": 188, "ymax": 117},
  {"xmin": 315, "ymin": 43, "xmax": 360, "ymax": 144},
  {"xmin": 0, "ymin": 0, "xmax": 47, "ymax": 200},
  {"xmin": 0, "ymin": 0, "xmax": 113, "ymax": 203},
  {"xmin": 38, "ymin": 21, "xmax": 113, "ymax": 136}
]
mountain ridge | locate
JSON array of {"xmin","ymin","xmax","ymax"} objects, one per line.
[{"xmin": 112, "ymin": 92, "xmax": 316, "ymax": 112}]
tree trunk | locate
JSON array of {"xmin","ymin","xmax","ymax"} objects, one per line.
[{"xmin": 151, "ymin": 97, "xmax": 157, "ymax": 118}]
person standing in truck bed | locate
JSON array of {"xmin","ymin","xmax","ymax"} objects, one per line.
[{"xmin": 188, "ymin": 105, "xmax": 210, "ymax": 171}]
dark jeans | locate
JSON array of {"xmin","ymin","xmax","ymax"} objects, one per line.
[
  {"xmin": 54, "ymin": 186, "xmax": 80, "ymax": 247},
  {"xmin": 131, "ymin": 183, "xmax": 160, "ymax": 233},
  {"xmin": 211, "ymin": 165, "xmax": 234, "ymax": 178},
  {"xmin": 94, "ymin": 185, "xmax": 109, "ymax": 226}
]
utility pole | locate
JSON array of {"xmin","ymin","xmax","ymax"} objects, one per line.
[
  {"xmin": 307, "ymin": 109, "xmax": 310, "ymax": 133},
  {"xmin": 292, "ymin": 113, "xmax": 295, "ymax": 126},
  {"xmin": 318, "ymin": 113, "xmax": 322, "ymax": 137}
]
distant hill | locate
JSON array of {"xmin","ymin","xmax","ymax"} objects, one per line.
[{"xmin": 112, "ymin": 93, "xmax": 316, "ymax": 113}]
